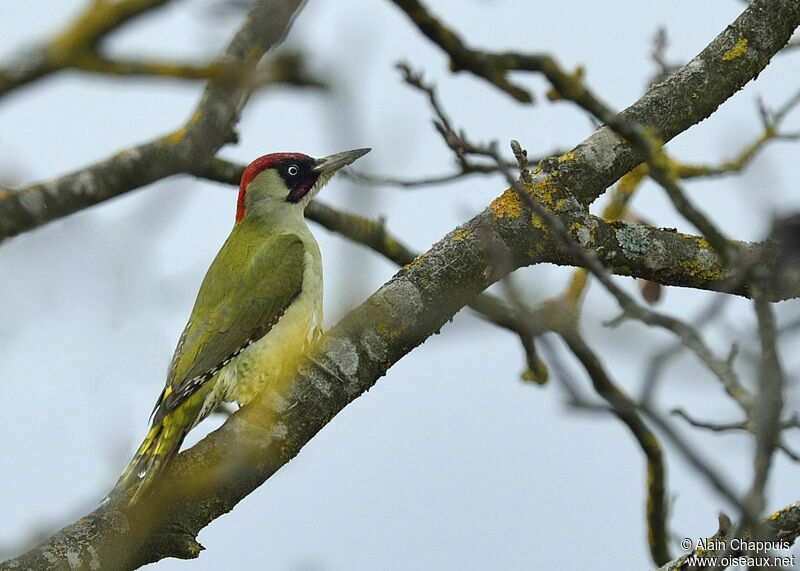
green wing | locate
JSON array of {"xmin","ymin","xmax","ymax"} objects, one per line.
[{"xmin": 152, "ymin": 230, "xmax": 305, "ymax": 424}]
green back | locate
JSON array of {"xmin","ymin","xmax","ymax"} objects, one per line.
[{"xmin": 152, "ymin": 224, "xmax": 305, "ymax": 423}]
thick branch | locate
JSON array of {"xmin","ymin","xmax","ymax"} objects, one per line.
[
  {"xmin": 394, "ymin": 0, "xmax": 799, "ymax": 210},
  {"xmin": 4, "ymin": 0, "xmax": 800, "ymax": 568},
  {"xmin": 548, "ymin": 0, "xmax": 799, "ymax": 209}
]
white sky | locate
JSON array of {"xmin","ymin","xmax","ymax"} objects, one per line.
[{"xmin": 1, "ymin": 1, "xmax": 799, "ymax": 569}]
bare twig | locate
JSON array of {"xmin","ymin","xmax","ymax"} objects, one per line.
[
  {"xmin": 643, "ymin": 405, "xmax": 747, "ymax": 515},
  {"xmin": 396, "ymin": 62, "xmax": 757, "ymax": 402},
  {"xmin": 672, "ymin": 88, "xmax": 800, "ymax": 180},
  {"xmin": 499, "ymin": 138, "xmax": 746, "ymax": 404},
  {"xmin": 672, "ymin": 408, "xmax": 800, "ymax": 462},
  {"xmin": 560, "ymin": 327, "xmax": 671, "ymax": 565},
  {"xmin": 649, "ymin": 27, "xmax": 682, "ymax": 85},
  {"xmin": 392, "ymin": 0, "xmax": 796, "ymax": 271},
  {"xmin": 672, "ymin": 408, "xmax": 747, "ymax": 432},
  {"xmin": 741, "ymin": 299, "xmax": 784, "ymax": 520},
  {"xmin": 344, "ymin": 162, "xmax": 506, "ymax": 188},
  {"xmin": 389, "ymin": 0, "xmax": 535, "ymax": 102}
]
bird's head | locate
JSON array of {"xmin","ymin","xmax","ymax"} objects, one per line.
[{"xmin": 236, "ymin": 148, "xmax": 370, "ymax": 224}]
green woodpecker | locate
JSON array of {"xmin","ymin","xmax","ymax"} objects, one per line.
[{"xmin": 112, "ymin": 147, "xmax": 370, "ymax": 504}]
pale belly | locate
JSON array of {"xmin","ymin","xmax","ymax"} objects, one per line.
[{"xmin": 219, "ymin": 245, "xmax": 322, "ymax": 408}]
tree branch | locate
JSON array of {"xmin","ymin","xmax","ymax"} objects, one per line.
[
  {"xmin": 559, "ymin": 327, "xmax": 671, "ymax": 565},
  {"xmin": 0, "ymin": 0, "xmax": 177, "ymax": 97},
  {"xmin": 4, "ymin": 0, "xmax": 800, "ymax": 567},
  {"xmin": 0, "ymin": 0, "xmax": 305, "ymax": 245},
  {"xmin": 393, "ymin": 0, "xmax": 799, "ymax": 209},
  {"xmin": 656, "ymin": 503, "xmax": 800, "ymax": 570}
]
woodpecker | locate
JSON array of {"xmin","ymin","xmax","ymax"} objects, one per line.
[{"xmin": 112, "ymin": 147, "xmax": 370, "ymax": 504}]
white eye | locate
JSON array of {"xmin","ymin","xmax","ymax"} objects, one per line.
[{"xmin": 287, "ymin": 164, "xmax": 299, "ymax": 176}]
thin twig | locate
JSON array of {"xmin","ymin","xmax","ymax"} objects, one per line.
[{"xmin": 560, "ymin": 327, "xmax": 671, "ymax": 565}]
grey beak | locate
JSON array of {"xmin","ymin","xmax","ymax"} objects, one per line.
[{"xmin": 312, "ymin": 148, "xmax": 371, "ymax": 176}]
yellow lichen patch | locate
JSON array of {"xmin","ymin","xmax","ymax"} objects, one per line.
[
  {"xmin": 521, "ymin": 360, "xmax": 549, "ymax": 384},
  {"xmin": 722, "ymin": 38, "xmax": 748, "ymax": 61},
  {"xmin": 186, "ymin": 540, "xmax": 203, "ymax": 557},
  {"xmin": 675, "ymin": 231, "xmax": 711, "ymax": 249},
  {"xmin": 557, "ymin": 151, "xmax": 575, "ymax": 163},
  {"xmin": 161, "ymin": 127, "xmax": 187, "ymax": 146},
  {"xmin": 403, "ymin": 251, "xmax": 429, "ymax": 269},
  {"xmin": 532, "ymin": 178, "xmax": 557, "ymax": 207},
  {"xmin": 160, "ymin": 109, "xmax": 203, "ymax": 146},
  {"xmin": 696, "ymin": 237, "xmax": 711, "ymax": 250},
  {"xmin": 490, "ymin": 188, "xmax": 522, "ymax": 220},
  {"xmin": 186, "ymin": 109, "xmax": 203, "ymax": 128},
  {"xmin": 767, "ymin": 504, "xmax": 795, "ymax": 521},
  {"xmin": 530, "ymin": 213, "xmax": 546, "ymax": 230},
  {"xmin": 679, "ymin": 258, "xmax": 723, "ymax": 282},
  {"xmin": 452, "ymin": 229, "xmax": 470, "ymax": 242}
]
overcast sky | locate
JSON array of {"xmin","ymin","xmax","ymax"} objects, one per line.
[{"xmin": 1, "ymin": 1, "xmax": 799, "ymax": 569}]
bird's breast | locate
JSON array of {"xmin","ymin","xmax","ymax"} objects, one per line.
[{"xmin": 227, "ymin": 241, "xmax": 323, "ymax": 406}]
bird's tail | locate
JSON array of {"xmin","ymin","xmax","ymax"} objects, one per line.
[{"xmin": 110, "ymin": 416, "xmax": 188, "ymax": 505}]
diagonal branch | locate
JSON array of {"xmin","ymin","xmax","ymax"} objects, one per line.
[
  {"xmin": 388, "ymin": 0, "xmax": 534, "ymax": 102},
  {"xmin": 393, "ymin": 0, "xmax": 799, "ymax": 210},
  {"xmin": 3, "ymin": 0, "xmax": 800, "ymax": 568}
]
